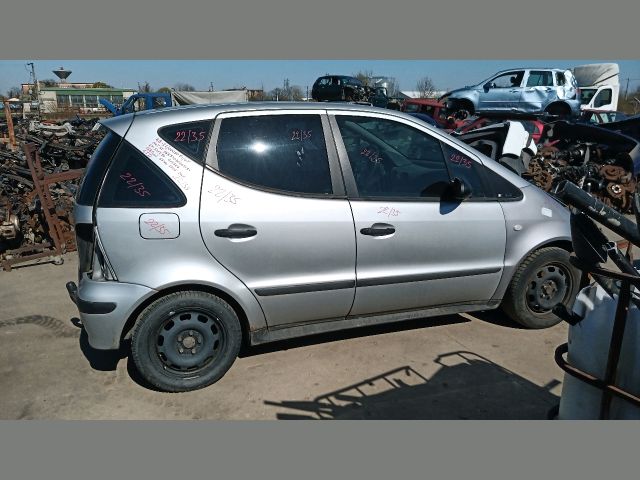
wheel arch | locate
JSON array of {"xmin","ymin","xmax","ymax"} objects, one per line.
[{"xmin": 120, "ymin": 283, "xmax": 254, "ymax": 347}]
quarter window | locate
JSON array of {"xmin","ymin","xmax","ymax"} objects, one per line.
[
  {"xmin": 216, "ymin": 114, "xmax": 333, "ymax": 195},
  {"xmin": 335, "ymin": 115, "xmax": 450, "ymax": 198},
  {"xmin": 159, "ymin": 120, "xmax": 212, "ymax": 164},
  {"xmin": 98, "ymin": 140, "xmax": 186, "ymax": 208}
]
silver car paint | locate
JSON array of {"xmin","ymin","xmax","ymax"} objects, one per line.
[
  {"xmin": 445, "ymin": 68, "xmax": 581, "ymax": 115},
  {"xmin": 73, "ymin": 102, "xmax": 572, "ymax": 350},
  {"xmin": 328, "ymin": 110, "xmax": 506, "ymax": 315}
]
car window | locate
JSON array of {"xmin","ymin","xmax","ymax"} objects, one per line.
[
  {"xmin": 580, "ymin": 88, "xmax": 597, "ymax": 105},
  {"xmin": 158, "ymin": 120, "xmax": 213, "ymax": 164},
  {"xmin": 593, "ymin": 89, "xmax": 612, "ymax": 108},
  {"xmin": 317, "ymin": 78, "xmax": 331, "ymax": 86},
  {"xmin": 440, "ymin": 143, "xmax": 487, "ymax": 199},
  {"xmin": 526, "ymin": 71, "xmax": 554, "ymax": 87},
  {"xmin": 490, "ymin": 71, "xmax": 525, "ymax": 88},
  {"xmin": 483, "ymin": 167, "xmax": 523, "ymax": 201},
  {"xmin": 77, "ymin": 131, "xmax": 121, "ymax": 206},
  {"xmin": 335, "ymin": 115, "xmax": 450, "ymax": 199},
  {"xmin": 216, "ymin": 114, "xmax": 333, "ymax": 195},
  {"xmin": 98, "ymin": 140, "xmax": 187, "ymax": 208},
  {"xmin": 555, "ymin": 72, "xmax": 566, "ymax": 86}
]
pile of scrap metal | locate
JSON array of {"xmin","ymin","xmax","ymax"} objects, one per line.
[
  {"xmin": 454, "ymin": 119, "xmax": 640, "ymax": 213},
  {"xmin": 0, "ymin": 117, "xmax": 104, "ymax": 270}
]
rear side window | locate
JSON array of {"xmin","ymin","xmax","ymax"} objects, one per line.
[
  {"xmin": 76, "ymin": 131, "xmax": 121, "ymax": 206},
  {"xmin": 526, "ymin": 71, "xmax": 554, "ymax": 87},
  {"xmin": 158, "ymin": 120, "xmax": 212, "ymax": 164},
  {"xmin": 98, "ymin": 141, "xmax": 187, "ymax": 208},
  {"xmin": 216, "ymin": 114, "xmax": 333, "ymax": 195}
]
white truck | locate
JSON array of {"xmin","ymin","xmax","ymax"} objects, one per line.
[{"xmin": 572, "ymin": 63, "xmax": 619, "ymax": 111}]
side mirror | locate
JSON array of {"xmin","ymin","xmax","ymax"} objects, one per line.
[
  {"xmin": 484, "ymin": 82, "xmax": 495, "ymax": 91},
  {"xmin": 446, "ymin": 177, "xmax": 472, "ymax": 201}
]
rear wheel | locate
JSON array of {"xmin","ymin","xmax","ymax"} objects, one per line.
[
  {"xmin": 502, "ymin": 247, "xmax": 580, "ymax": 329},
  {"xmin": 545, "ymin": 102, "xmax": 571, "ymax": 117},
  {"xmin": 131, "ymin": 291, "xmax": 242, "ymax": 392}
]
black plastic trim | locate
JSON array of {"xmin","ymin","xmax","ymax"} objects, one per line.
[
  {"xmin": 77, "ymin": 298, "xmax": 117, "ymax": 315},
  {"xmin": 255, "ymin": 280, "xmax": 355, "ymax": 296},
  {"xmin": 356, "ymin": 267, "xmax": 502, "ymax": 287}
]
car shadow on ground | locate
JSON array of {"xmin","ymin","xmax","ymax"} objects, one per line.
[
  {"xmin": 467, "ymin": 309, "xmax": 526, "ymax": 329},
  {"xmin": 239, "ymin": 314, "xmax": 470, "ymax": 357},
  {"xmin": 265, "ymin": 351, "xmax": 561, "ymax": 420}
]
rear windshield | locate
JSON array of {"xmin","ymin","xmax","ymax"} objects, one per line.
[{"xmin": 76, "ymin": 131, "xmax": 121, "ymax": 206}]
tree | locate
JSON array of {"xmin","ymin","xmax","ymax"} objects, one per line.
[
  {"xmin": 290, "ymin": 85, "xmax": 304, "ymax": 101},
  {"xmin": 416, "ymin": 76, "xmax": 438, "ymax": 98},
  {"xmin": 138, "ymin": 81, "xmax": 152, "ymax": 92},
  {"xmin": 353, "ymin": 70, "xmax": 374, "ymax": 86},
  {"xmin": 385, "ymin": 78, "xmax": 401, "ymax": 97},
  {"xmin": 6, "ymin": 86, "xmax": 21, "ymax": 99},
  {"xmin": 92, "ymin": 81, "xmax": 113, "ymax": 88},
  {"xmin": 174, "ymin": 83, "xmax": 196, "ymax": 91},
  {"xmin": 40, "ymin": 78, "xmax": 58, "ymax": 87},
  {"xmin": 157, "ymin": 87, "xmax": 172, "ymax": 93}
]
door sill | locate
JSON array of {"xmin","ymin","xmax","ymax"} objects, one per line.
[{"xmin": 249, "ymin": 300, "xmax": 500, "ymax": 345}]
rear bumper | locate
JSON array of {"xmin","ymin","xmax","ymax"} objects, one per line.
[{"xmin": 67, "ymin": 274, "xmax": 156, "ymax": 350}]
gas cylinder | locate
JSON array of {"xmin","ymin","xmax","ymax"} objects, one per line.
[{"xmin": 558, "ymin": 283, "xmax": 640, "ymax": 419}]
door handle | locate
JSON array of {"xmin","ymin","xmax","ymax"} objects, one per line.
[
  {"xmin": 214, "ymin": 224, "xmax": 257, "ymax": 239},
  {"xmin": 360, "ymin": 223, "xmax": 395, "ymax": 236}
]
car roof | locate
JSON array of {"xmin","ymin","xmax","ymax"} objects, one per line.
[
  {"xmin": 100, "ymin": 101, "xmax": 401, "ymax": 130},
  {"xmin": 491, "ymin": 68, "xmax": 567, "ymax": 76}
]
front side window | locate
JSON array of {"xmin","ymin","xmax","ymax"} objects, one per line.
[
  {"xmin": 594, "ymin": 89, "xmax": 613, "ymax": 108},
  {"xmin": 335, "ymin": 115, "xmax": 450, "ymax": 198},
  {"xmin": 216, "ymin": 114, "xmax": 333, "ymax": 195},
  {"xmin": 440, "ymin": 143, "xmax": 487, "ymax": 199},
  {"xmin": 490, "ymin": 71, "xmax": 525, "ymax": 88},
  {"xmin": 526, "ymin": 71, "xmax": 554, "ymax": 87}
]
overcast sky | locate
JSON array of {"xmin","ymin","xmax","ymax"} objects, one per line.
[{"xmin": 2, "ymin": 60, "xmax": 639, "ymax": 96}]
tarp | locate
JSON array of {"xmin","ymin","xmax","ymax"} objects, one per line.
[
  {"xmin": 171, "ymin": 90, "xmax": 248, "ymax": 106},
  {"xmin": 572, "ymin": 63, "xmax": 619, "ymax": 87}
]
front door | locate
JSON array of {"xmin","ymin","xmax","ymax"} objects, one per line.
[
  {"xmin": 199, "ymin": 111, "xmax": 356, "ymax": 327},
  {"xmin": 478, "ymin": 70, "xmax": 525, "ymax": 111},
  {"xmin": 330, "ymin": 112, "xmax": 506, "ymax": 316}
]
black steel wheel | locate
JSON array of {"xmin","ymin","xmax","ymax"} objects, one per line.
[
  {"xmin": 131, "ymin": 291, "xmax": 242, "ymax": 392},
  {"xmin": 502, "ymin": 247, "xmax": 580, "ymax": 329}
]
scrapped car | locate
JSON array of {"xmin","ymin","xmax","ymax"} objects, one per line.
[
  {"xmin": 579, "ymin": 109, "xmax": 628, "ymax": 125},
  {"xmin": 401, "ymin": 98, "xmax": 460, "ymax": 129},
  {"xmin": 311, "ymin": 75, "xmax": 367, "ymax": 102},
  {"xmin": 441, "ymin": 68, "xmax": 581, "ymax": 117},
  {"xmin": 67, "ymin": 102, "xmax": 579, "ymax": 392}
]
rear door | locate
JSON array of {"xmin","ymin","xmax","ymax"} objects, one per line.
[
  {"xmin": 330, "ymin": 111, "xmax": 506, "ymax": 316},
  {"xmin": 199, "ymin": 110, "xmax": 356, "ymax": 327},
  {"xmin": 521, "ymin": 70, "xmax": 556, "ymax": 111}
]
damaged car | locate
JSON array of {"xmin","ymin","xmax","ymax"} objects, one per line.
[
  {"xmin": 441, "ymin": 68, "xmax": 581, "ymax": 118},
  {"xmin": 456, "ymin": 118, "xmax": 640, "ymax": 213}
]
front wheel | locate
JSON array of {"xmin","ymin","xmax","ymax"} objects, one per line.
[
  {"xmin": 501, "ymin": 247, "xmax": 580, "ymax": 329},
  {"xmin": 131, "ymin": 291, "xmax": 242, "ymax": 392}
]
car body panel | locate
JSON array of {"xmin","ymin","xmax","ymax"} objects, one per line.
[
  {"xmin": 71, "ymin": 102, "xmax": 573, "ymax": 350},
  {"xmin": 443, "ymin": 68, "xmax": 580, "ymax": 115}
]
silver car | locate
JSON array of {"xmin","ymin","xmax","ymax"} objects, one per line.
[
  {"xmin": 442, "ymin": 68, "xmax": 581, "ymax": 117},
  {"xmin": 67, "ymin": 102, "xmax": 579, "ymax": 392}
]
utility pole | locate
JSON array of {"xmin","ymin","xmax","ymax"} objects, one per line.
[
  {"xmin": 625, "ymin": 77, "xmax": 630, "ymax": 100},
  {"xmin": 209, "ymin": 82, "xmax": 214, "ymax": 92},
  {"xmin": 27, "ymin": 62, "xmax": 40, "ymax": 118}
]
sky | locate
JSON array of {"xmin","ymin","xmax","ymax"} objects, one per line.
[{"xmin": 2, "ymin": 60, "xmax": 640, "ymax": 96}]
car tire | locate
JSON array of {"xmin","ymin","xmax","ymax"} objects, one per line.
[
  {"xmin": 501, "ymin": 247, "xmax": 580, "ymax": 329},
  {"xmin": 131, "ymin": 291, "xmax": 242, "ymax": 392}
]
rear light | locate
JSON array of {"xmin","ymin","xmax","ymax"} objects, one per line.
[{"xmin": 91, "ymin": 228, "xmax": 117, "ymax": 281}]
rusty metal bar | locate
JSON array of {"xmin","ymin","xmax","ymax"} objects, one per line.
[
  {"xmin": 1, "ymin": 143, "xmax": 83, "ymax": 271},
  {"xmin": 3, "ymin": 100, "xmax": 17, "ymax": 150},
  {"xmin": 599, "ymin": 279, "xmax": 631, "ymax": 419},
  {"xmin": 555, "ymin": 343, "xmax": 640, "ymax": 409}
]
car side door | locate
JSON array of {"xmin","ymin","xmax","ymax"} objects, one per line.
[
  {"xmin": 521, "ymin": 70, "xmax": 556, "ymax": 112},
  {"xmin": 329, "ymin": 111, "xmax": 507, "ymax": 316},
  {"xmin": 199, "ymin": 110, "xmax": 357, "ymax": 328},
  {"xmin": 478, "ymin": 71, "xmax": 525, "ymax": 111}
]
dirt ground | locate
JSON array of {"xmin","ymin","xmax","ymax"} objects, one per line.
[{"xmin": 0, "ymin": 252, "xmax": 575, "ymax": 420}]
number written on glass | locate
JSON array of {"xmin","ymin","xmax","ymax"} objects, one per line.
[{"xmin": 119, "ymin": 172, "xmax": 151, "ymax": 197}]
